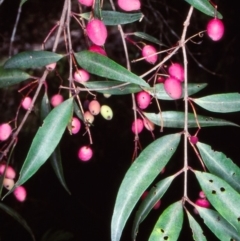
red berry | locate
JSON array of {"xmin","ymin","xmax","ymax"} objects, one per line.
[
  {"xmin": 14, "ymin": 186, "xmax": 27, "ymax": 202},
  {"xmin": 0, "ymin": 123, "xmax": 12, "ymax": 141},
  {"xmin": 89, "ymin": 45, "xmax": 107, "ymax": 56},
  {"xmin": 86, "ymin": 19, "xmax": 107, "ymax": 46},
  {"xmin": 118, "ymin": 0, "xmax": 141, "ymax": 11},
  {"xmin": 88, "ymin": 100, "xmax": 101, "ymax": 115},
  {"xmin": 0, "ymin": 164, "xmax": 16, "ymax": 179},
  {"xmin": 189, "ymin": 136, "xmax": 198, "ymax": 145},
  {"xmin": 71, "ymin": 117, "xmax": 81, "ymax": 134},
  {"xmin": 195, "ymin": 198, "xmax": 210, "ymax": 208},
  {"xmin": 168, "ymin": 63, "xmax": 184, "ymax": 82},
  {"xmin": 78, "ymin": 0, "xmax": 93, "ymax": 7},
  {"xmin": 207, "ymin": 18, "xmax": 224, "ymax": 41},
  {"xmin": 136, "ymin": 91, "xmax": 151, "ymax": 109},
  {"xmin": 164, "ymin": 77, "xmax": 182, "ymax": 99},
  {"xmin": 51, "ymin": 94, "xmax": 63, "ymax": 107},
  {"xmin": 131, "ymin": 119, "xmax": 144, "ymax": 134},
  {"xmin": 78, "ymin": 146, "xmax": 93, "ymax": 161},
  {"xmin": 21, "ymin": 97, "xmax": 32, "ymax": 110},
  {"xmin": 142, "ymin": 45, "xmax": 158, "ymax": 64},
  {"xmin": 74, "ymin": 69, "xmax": 90, "ymax": 82},
  {"xmin": 157, "ymin": 76, "xmax": 165, "ymax": 83}
]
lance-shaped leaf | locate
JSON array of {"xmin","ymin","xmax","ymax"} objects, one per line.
[
  {"xmin": 82, "ymin": 80, "xmax": 141, "ymax": 95},
  {"xmin": 144, "ymin": 83, "xmax": 207, "ymax": 100},
  {"xmin": 186, "ymin": 210, "xmax": 207, "ymax": 241},
  {"xmin": 80, "ymin": 11, "xmax": 143, "ymax": 26},
  {"xmin": 0, "ymin": 67, "xmax": 31, "ymax": 88},
  {"xmin": 0, "ymin": 203, "xmax": 35, "ymax": 241},
  {"xmin": 73, "ymin": 100, "xmax": 84, "ymax": 121},
  {"xmin": 4, "ymin": 51, "xmax": 63, "ymax": 69},
  {"xmin": 41, "ymin": 93, "xmax": 71, "ymax": 195},
  {"xmin": 111, "ymin": 133, "xmax": 181, "ymax": 241},
  {"xmin": 194, "ymin": 171, "xmax": 240, "ymax": 234},
  {"xmin": 191, "ymin": 93, "xmax": 240, "ymax": 113},
  {"xmin": 129, "ymin": 32, "xmax": 167, "ymax": 46},
  {"xmin": 75, "ymin": 51, "xmax": 149, "ymax": 87},
  {"xmin": 195, "ymin": 207, "xmax": 240, "ymax": 241},
  {"xmin": 148, "ymin": 201, "xmax": 183, "ymax": 241},
  {"xmin": 143, "ymin": 111, "xmax": 239, "ymax": 128},
  {"xmin": 197, "ymin": 142, "xmax": 240, "ymax": 193},
  {"xmin": 185, "ymin": 0, "xmax": 222, "ymax": 19},
  {"xmin": 132, "ymin": 175, "xmax": 175, "ymax": 240},
  {"xmin": 14, "ymin": 98, "xmax": 73, "ymax": 188},
  {"xmin": 93, "ymin": 0, "xmax": 101, "ymax": 20}
]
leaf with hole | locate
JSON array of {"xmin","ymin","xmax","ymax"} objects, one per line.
[
  {"xmin": 143, "ymin": 111, "xmax": 239, "ymax": 128},
  {"xmin": 132, "ymin": 175, "xmax": 175, "ymax": 240},
  {"xmin": 197, "ymin": 142, "xmax": 240, "ymax": 193},
  {"xmin": 185, "ymin": 0, "xmax": 222, "ymax": 18},
  {"xmin": 191, "ymin": 93, "xmax": 240, "ymax": 113},
  {"xmin": 111, "ymin": 133, "xmax": 181, "ymax": 241},
  {"xmin": 148, "ymin": 201, "xmax": 183, "ymax": 241},
  {"xmin": 195, "ymin": 207, "xmax": 240, "ymax": 241},
  {"xmin": 194, "ymin": 171, "xmax": 240, "ymax": 234},
  {"xmin": 4, "ymin": 51, "xmax": 63, "ymax": 69}
]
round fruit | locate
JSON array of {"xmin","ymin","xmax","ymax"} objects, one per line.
[
  {"xmin": 0, "ymin": 123, "xmax": 12, "ymax": 141},
  {"xmin": 100, "ymin": 105, "xmax": 113, "ymax": 120},
  {"xmin": 117, "ymin": 0, "xmax": 141, "ymax": 11},
  {"xmin": 84, "ymin": 111, "xmax": 94, "ymax": 125},
  {"xmin": 74, "ymin": 69, "xmax": 90, "ymax": 82},
  {"xmin": 78, "ymin": 146, "xmax": 93, "ymax": 161},
  {"xmin": 14, "ymin": 186, "xmax": 27, "ymax": 202},
  {"xmin": 3, "ymin": 178, "xmax": 15, "ymax": 190},
  {"xmin": 103, "ymin": 93, "xmax": 111, "ymax": 98},
  {"xmin": 0, "ymin": 164, "xmax": 16, "ymax": 179},
  {"xmin": 78, "ymin": 0, "xmax": 93, "ymax": 7},
  {"xmin": 189, "ymin": 136, "xmax": 198, "ymax": 145},
  {"xmin": 71, "ymin": 117, "xmax": 81, "ymax": 134},
  {"xmin": 88, "ymin": 100, "xmax": 101, "ymax": 115},
  {"xmin": 89, "ymin": 45, "xmax": 107, "ymax": 56},
  {"xmin": 157, "ymin": 76, "xmax": 165, "ymax": 83},
  {"xmin": 168, "ymin": 63, "xmax": 184, "ymax": 82},
  {"xmin": 86, "ymin": 19, "xmax": 107, "ymax": 46},
  {"xmin": 207, "ymin": 18, "xmax": 224, "ymax": 41},
  {"xmin": 50, "ymin": 94, "xmax": 63, "ymax": 107},
  {"xmin": 131, "ymin": 119, "xmax": 144, "ymax": 134},
  {"xmin": 195, "ymin": 198, "xmax": 210, "ymax": 208},
  {"xmin": 142, "ymin": 45, "xmax": 158, "ymax": 64},
  {"xmin": 199, "ymin": 191, "xmax": 206, "ymax": 199},
  {"xmin": 164, "ymin": 77, "xmax": 182, "ymax": 99},
  {"xmin": 136, "ymin": 91, "xmax": 151, "ymax": 109},
  {"xmin": 22, "ymin": 96, "xmax": 32, "ymax": 110}
]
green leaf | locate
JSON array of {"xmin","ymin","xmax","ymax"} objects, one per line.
[
  {"xmin": 111, "ymin": 133, "xmax": 181, "ymax": 241},
  {"xmin": 132, "ymin": 176, "xmax": 175, "ymax": 240},
  {"xmin": 75, "ymin": 51, "xmax": 149, "ymax": 87},
  {"xmin": 144, "ymin": 83, "xmax": 207, "ymax": 100},
  {"xmin": 194, "ymin": 171, "xmax": 240, "ymax": 233},
  {"xmin": 0, "ymin": 67, "xmax": 31, "ymax": 88},
  {"xmin": 80, "ymin": 11, "xmax": 143, "ymax": 26},
  {"xmin": 192, "ymin": 93, "xmax": 240, "ymax": 113},
  {"xmin": 20, "ymin": 0, "xmax": 28, "ymax": 6},
  {"xmin": 82, "ymin": 80, "xmax": 141, "ymax": 95},
  {"xmin": 4, "ymin": 51, "xmax": 63, "ymax": 69},
  {"xmin": 130, "ymin": 32, "xmax": 167, "ymax": 46},
  {"xmin": 197, "ymin": 142, "xmax": 240, "ymax": 193},
  {"xmin": 93, "ymin": 0, "xmax": 101, "ymax": 20},
  {"xmin": 185, "ymin": 0, "xmax": 222, "ymax": 19},
  {"xmin": 40, "ymin": 92, "xmax": 51, "ymax": 120},
  {"xmin": 40, "ymin": 229, "xmax": 74, "ymax": 241},
  {"xmin": 143, "ymin": 111, "xmax": 239, "ymax": 128},
  {"xmin": 14, "ymin": 98, "xmax": 73, "ymax": 187},
  {"xmin": 148, "ymin": 201, "xmax": 183, "ymax": 241},
  {"xmin": 186, "ymin": 210, "xmax": 207, "ymax": 241},
  {"xmin": 0, "ymin": 203, "xmax": 36, "ymax": 241},
  {"xmin": 73, "ymin": 100, "xmax": 84, "ymax": 121},
  {"xmin": 195, "ymin": 207, "xmax": 240, "ymax": 241}
]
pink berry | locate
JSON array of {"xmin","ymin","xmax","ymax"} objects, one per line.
[
  {"xmin": 74, "ymin": 69, "xmax": 90, "ymax": 82},
  {"xmin": 3, "ymin": 178, "xmax": 15, "ymax": 190},
  {"xmin": 14, "ymin": 186, "xmax": 27, "ymax": 202},
  {"xmin": 0, "ymin": 164, "xmax": 16, "ymax": 179},
  {"xmin": 88, "ymin": 100, "xmax": 101, "ymax": 115},
  {"xmin": 89, "ymin": 45, "xmax": 107, "ymax": 56},
  {"xmin": 21, "ymin": 97, "xmax": 32, "ymax": 110},
  {"xmin": 142, "ymin": 45, "xmax": 158, "ymax": 64},
  {"xmin": 46, "ymin": 62, "xmax": 56, "ymax": 71},
  {"xmin": 143, "ymin": 118, "xmax": 155, "ymax": 131},
  {"xmin": 78, "ymin": 0, "xmax": 93, "ymax": 7},
  {"xmin": 78, "ymin": 146, "xmax": 93, "ymax": 161},
  {"xmin": 207, "ymin": 18, "xmax": 224, "ymax": 41},
  {"xmin": 189, "ymin": 136, "xmax": 198, "ymax": 145},
  {"xmin": 195, "ymin": 198, "xmax": 210, "ymax": 208},
  {"xmin": 0, "ymin": 123, "xmax": 12, "ymax": 141},
  {"xmin": 84, "ymin": 111, "xmax": 94, "ymax": 125},
  {"xmin": 131, "ymin": 119, "xmax": 144, "ymax": 134},
  {"xmin": 86, "ymin": 19, "xmax": 107, "ymax": 46},
  {"xmin": 71, "ymin": 117, "xmax": 81, "ymax": 134},
  {"xmin": 199, "ymin": 191, "xmax": 206, "ymax": 199},
  {"xmin": 136, "ymin": 91, "xmax": 151, "ymax": 109},
  {"xmin": 157, "ymin": 76, "xmax": 165, "ymax": 83},
  {"xmin": 118, "ymin": 0, "xmax": 141, "ymax": 11},
  {"xmin": 164, "ymin": 77, "xmax": 182, "ymax": 99},
  {"xmin": 50, "ymin": 94, "xmax": 63, "ymax": 107},
  {"xmin": 168, "ymin": 63, "xmax": 184, "ymax": 82},
  {"xmin": 153, "ymin": 200, "xmax": 161, "ymax": 210}
]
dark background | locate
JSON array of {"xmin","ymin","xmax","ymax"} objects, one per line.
[{"xmin": 0, "ymin": 0, "xmax": 240, "ymax": 240}]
